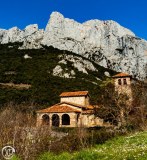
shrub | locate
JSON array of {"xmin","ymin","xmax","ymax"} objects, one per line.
[
  {"xmin": 73, "ymin": 150, "xmax": 99, "ymax": 160},
  {"xmin": 37, "ymin": 152, "xmax": 55, "ymax": 160}
]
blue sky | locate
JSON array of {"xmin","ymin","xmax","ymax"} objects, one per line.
[{"xmin": 0, "ymin": 0, "xmax": 146, "ymax": 40}]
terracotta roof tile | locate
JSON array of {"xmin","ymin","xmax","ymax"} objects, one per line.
[
  {"xmin": 60, "ymin": 91, "xmax": 89, "ymax": 97},
  {"xmin": 87, "ymin": 105, "xmax": 94, "ymax": 109},
  {"xmin": 37, "ymin": 105, "xmax": 81, "ymax": 113},
  {"xmin": 112, "ymin": 73, "xmax": 131, "ymax": 78},
  {"xmin": 37, "ymin": 102, "xmax": 94, "ymax": 113}
]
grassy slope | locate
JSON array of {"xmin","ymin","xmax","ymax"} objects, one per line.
[
  {"xmin": 0, "ymin": 44, "xmax": 116, "ymax": 108},
  {"xmin": 36, "ymin": 131, "xmax": 147, "ymax": 160}
]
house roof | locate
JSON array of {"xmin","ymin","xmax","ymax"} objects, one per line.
[
  {"xmin": 112, "ymin": 73, "xmax": 132, "ymax": 78},
  {"xmin": 60, "ymin": 91, "xmax": 89, "ymax": 97},
  {"xmin": 37, "ymin": 101, "xmax": 94, "ymax": 113},
  {"xmin": 37, "ymin": 105, "xmax": 81, "ymax": 113},
  {"xmin": 86, "ymin": 105, "xmax": 94, "ymax": 109}
]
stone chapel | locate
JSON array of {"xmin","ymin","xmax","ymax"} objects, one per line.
[{"xmin": 36, "ymin": 72, "xmax": 135, "ymax": 128}]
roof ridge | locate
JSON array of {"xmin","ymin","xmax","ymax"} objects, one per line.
[
  {"xmin": 112, "ymin": 72, "xmax": 131, "ymax": 78},
  {"xmin": 60, "ymin": 91, "xmax": 89, "ymax": 97}
]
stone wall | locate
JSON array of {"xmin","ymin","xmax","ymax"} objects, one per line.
[
  {"xmin": 78, "ymin": 114, "xmax": 104, "ymax": 127},
  {"xmin": 61, "ymin": 96, "xmax": 89, "ymax": 106},
  {"xmin": 114, "ymin": 77, "xmax": 132, "ymax": 102}
]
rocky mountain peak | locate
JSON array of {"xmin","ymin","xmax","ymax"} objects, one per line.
[
  {"xmin": 0, "ymin": 24, "xmax": 44, "ymax": 49},
  {"xmin": 0, "ymin": 11, "xmax": 147, "ymax": 79},
  {"xmin": 24, "ymin": 24, "xmax": 39, "ymax": 36},
  {"xmin": 42, "ymin": 12, "xmax": 147, "ymax": 79}
]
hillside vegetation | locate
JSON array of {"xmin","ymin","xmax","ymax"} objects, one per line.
[{"xmin": 0, "ymin": 43, "xmax": 115, "ymax": 109}]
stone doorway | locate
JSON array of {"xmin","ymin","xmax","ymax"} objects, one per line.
[
  {"xmin": 52, "ymin": 114, "xmax": 60, "ymax": 127},
  {"xmin": 62, "ymin": 114, "xmax": 70, "ymax": 125},
  {"xmin": 42, "ymin": 114, "xmax": 50, "ymax": 125}
]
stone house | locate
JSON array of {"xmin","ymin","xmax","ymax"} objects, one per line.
[{"xmin": 36, "ymin": 91, "xmax": 104, "ymax": 127}]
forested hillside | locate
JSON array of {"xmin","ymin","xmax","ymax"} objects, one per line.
[{"xmin": 0, "ymin": 43, "xmax": 116, "ymax": 109}]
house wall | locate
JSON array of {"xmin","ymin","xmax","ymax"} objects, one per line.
[
  {"xmin": 77, "ymin": 114, "xmax": 104, "ymax": 127},
  {"xmin": 85, "ymin": 96, "xmax": 90, "ymax": 106},
  {"xmin": 61, "ymin": 96, "xmax": 89, "ymax": 106},
  {"xmin": 60, "ymin": 103, "xmax": 82, "ymax": 112},
  {"xmin": 36, "ymin": 113, "xmax": 43, "ymax": 127}
]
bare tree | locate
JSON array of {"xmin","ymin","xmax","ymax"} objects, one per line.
[{"xmin": 95, "ymin": 78, "xmax": 147, "ymax": 129}]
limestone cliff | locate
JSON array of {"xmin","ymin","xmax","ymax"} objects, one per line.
[
  {"xmin": 0, "ymin": 12, "xmax": 147, "ymax": 79},
  {"xmin": 42, "ymin": 12, "xmax": 147, "ymax": 79},
  {"xmin": 0, "ymin": 24, "xmax": 44, "ymax": 49}
]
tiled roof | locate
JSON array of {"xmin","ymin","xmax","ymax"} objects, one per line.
[
  {"xmin": 87, "ymin": 105, "xmax": 94, "ymax": 109},
  {"xmin": 37, "ymin": 105, "xmax": 81, "ymax": 113},
  {"xmin": 112, "ymin": 73, "xmax": 131, "ymax": 78},
  {"xmin": 37, "ymin": 102, "xmax": 94, "ymax": 113},
  {"xmin": 60, "ymin": 91, "xmax": 89, "ymax": 97}
]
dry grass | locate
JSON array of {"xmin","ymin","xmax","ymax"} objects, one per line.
[{"xmin": 0, "ymin": 83, "xmax": 31, "ymax": 89}]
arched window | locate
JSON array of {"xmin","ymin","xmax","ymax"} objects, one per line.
[
  {"xmin": 118, "ymin": 79, "xmax": 122, "ymax": 85},
  {"xmin": 123, "ymin": 79, "xmax": 127, "ymax": 85},
  {"xmin": 62, "ymin": 114, "xmax": 70, "ymax": 125},
  {"xmin": 52, "ymin": 114, "xmax": 60, "ymax": 127},
  {"xmin": 42, "ymin": 114, "xmax": 50, "ymax": 125}
]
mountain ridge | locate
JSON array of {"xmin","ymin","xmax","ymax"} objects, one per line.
[{"xmin": 0, "ymin": 11, "xmax": 147, "ymax": 79}]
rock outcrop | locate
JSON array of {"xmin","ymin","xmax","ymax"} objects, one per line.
[
  {"xmin": 42, "ymin": 12, "xmax": 147, "ymax": 79},
  {"xmin": 0, "ymin": 12, "xmax": 147, "ymax": 79},
  {"xmin": 0, "ymin": 24, "xmax": 44, "ymax": 49},
  {"xmin": 52, "ymin": 54, "xmax": 98, "ymax": 78}
]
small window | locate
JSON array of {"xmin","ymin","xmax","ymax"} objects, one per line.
[
  {"xmin": 123, "ymin": 79, "xmax": 127, "ymax": 85},
  {"xmin": 118, "ymin": 79, "xmax": 122, "ymax": 85}
]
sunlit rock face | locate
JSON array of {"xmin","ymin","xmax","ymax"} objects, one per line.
[
  {"xmin": 42, "ymin": 12, "xmax": 147, "ymax": 79},
  {"xmin": 0, "ymin": 24, "xmax": 44, "ymax": 49},
  {"xmin": 0, "ymin": 12, "xmax": 147, "ymax": 79}
]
